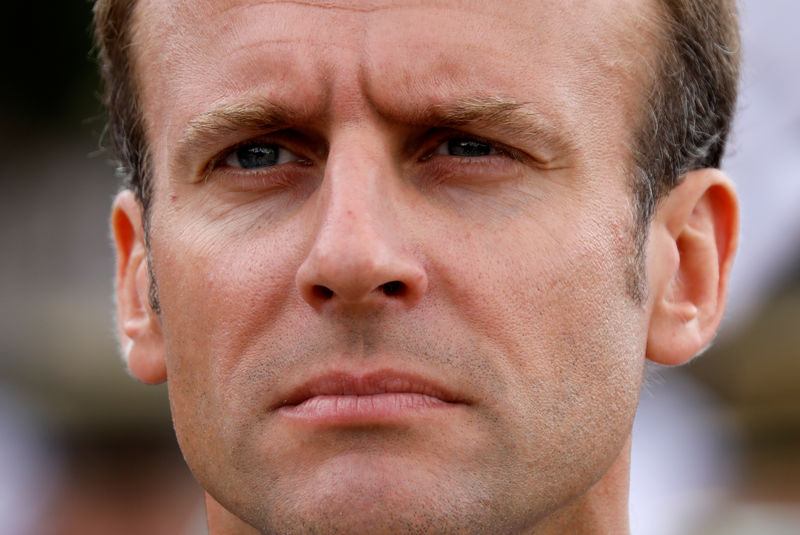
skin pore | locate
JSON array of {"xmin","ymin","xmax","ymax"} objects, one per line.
[{"xmin": 111, "ymin": 1, "xmax": 739, "ymax": 533}]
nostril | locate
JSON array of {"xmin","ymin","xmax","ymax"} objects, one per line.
[
  {"xmin": 380, "ymin": 281, "xmax": 406, "ymax": 296},
  {"xmin": 312, "ymin": 285, "xmax": 334, "ymax": 300}
]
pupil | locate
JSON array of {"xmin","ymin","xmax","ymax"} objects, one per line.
[
  {"xmin": 448, "ymin": 138, "xmax": 492, "ymax": 157},
  {"xmin": 237, "ymin": 145, "xmax": 278, "ymax": 169}
]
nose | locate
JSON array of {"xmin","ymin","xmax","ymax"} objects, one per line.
[{"xmin": 295, "ymin": 140, "xmax": 428, "ymax": 313}]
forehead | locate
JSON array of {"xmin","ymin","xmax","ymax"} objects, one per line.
[{"xmin": 132, "ymin": 0, "xmax": 658, "ymax": 163}]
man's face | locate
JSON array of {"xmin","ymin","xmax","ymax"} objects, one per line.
[{"xmin": 132, "ymin": 0, "xmax": 656, "ymax": 532}]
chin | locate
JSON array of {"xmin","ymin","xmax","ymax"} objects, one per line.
[{"xmin": 213, "ymin": 453, "xmax": 541, "ymax": 535}]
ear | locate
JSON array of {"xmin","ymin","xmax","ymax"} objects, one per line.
[
  {"xmin": 111, "ymin": 190, "xmax": 167, "ymax": 384},
  {"xmin": 646, "ymin": 168, "xmax": 739, "ymax": 366}
]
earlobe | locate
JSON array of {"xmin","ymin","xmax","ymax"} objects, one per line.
[
  {"xmin": 645, "ymin": 169, "xmax": 739, "ymax": 366},
  {"xmin": 112, "ymin": 190, "xmax": 167, "ymax": 384}
]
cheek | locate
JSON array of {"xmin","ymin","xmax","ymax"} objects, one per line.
[
  {"xmin": 434, "ymin": 207, "xmax": 647, "ymax": 471},
  {"xmin": 147, "ymin": 181, "xmax": 648, "ymax": 512},
  {"xmin": 148, "ymin": 212, "xmax": 309, "ymax": 448}
]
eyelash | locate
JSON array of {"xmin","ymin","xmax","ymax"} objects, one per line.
[
  {"xmin": 421, "ymin": 133, "xmax": 515, "ymax": 163},
  {"xmin": 206, "ymin": 137, "xmax": 306, "ymax": 175}
]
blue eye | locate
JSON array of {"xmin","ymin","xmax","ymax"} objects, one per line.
[
  {"xmin": 225, "ymin": 143, "xmax": 299, "ymax": 169},
  {"xmin": 435, "ymin": 137, "xmax": 499, "ymax": 158}
]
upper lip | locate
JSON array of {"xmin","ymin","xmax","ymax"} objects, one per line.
[{"xmin": 274, "ymin": 369, "xmax": 467, "ymax": 409}]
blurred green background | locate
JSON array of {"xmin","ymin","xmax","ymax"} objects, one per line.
[{"xmin": 0, "ymin": 2, "xmax": 797, "ymax": 534}]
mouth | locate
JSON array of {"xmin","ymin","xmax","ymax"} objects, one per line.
[{"xmin": 275, "ymin": 370, "xmax": 467, "ymax": 424}]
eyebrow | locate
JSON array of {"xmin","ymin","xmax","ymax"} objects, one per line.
[
  {"xmin": 175, "ymin": 96, "xmax": 573, "ymax": 169},
  {"xmin": 419, "ymin": 96, "xmax": 575, "ymax": 159},
  {"xmin": 176, "ymin": 101, "xmax": 301, "ymax": 166}
]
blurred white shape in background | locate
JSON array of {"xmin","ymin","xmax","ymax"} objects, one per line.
[
  {"xmin": 723, "ymin": 0, "xmax": 800, "ymax": 328},
  {"xmin": 630, "ymin": 1, "xmax": 800, "ymax": 534},
  {"xmin": 0, "ymin": 385, "xmax": 61, "ymax": 535},
  {"xmin": 630, "ymin": 369, "xmax": 740, "ymax": 535}
]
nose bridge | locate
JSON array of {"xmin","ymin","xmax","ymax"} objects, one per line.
[
  {"xmin": 296, "ymin": 127, "xmax": 427, "ymax": 311},
  {"xmin": 326, "ymin": 128, "xmax": 388, "ymax": 230},
  {"xmin": 318, "ymin": 145, "xmax": 391, "ymax": 269}
]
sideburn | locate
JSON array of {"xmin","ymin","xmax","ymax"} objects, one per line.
[{"xmin": 146, "ymin": 247, "xmax": 161, "ymax": 315}]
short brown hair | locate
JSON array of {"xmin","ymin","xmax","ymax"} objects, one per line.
[
  {"xmin": 93, "ymin": 0, "xmax": 740, "ymax": 296},
  {"xmin": 627, "ymin": 0, "xmax": 740, "ymax": 300},
  {"xmin": 94, "ymin": 0, "xmax": 152, "ymax": 213}
]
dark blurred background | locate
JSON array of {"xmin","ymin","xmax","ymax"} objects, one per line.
[
  {"xmin": 0, "ymin": 3, "xmax": 201, "ymax": 534},
  {"xmin": 0, "ymin": 1, "xmax": 797, "ymax": 534}
]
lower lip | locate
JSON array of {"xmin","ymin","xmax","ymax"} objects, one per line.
[{"xmin": 277, "ymin": 393, "xmax": 453, "ymax": 423}]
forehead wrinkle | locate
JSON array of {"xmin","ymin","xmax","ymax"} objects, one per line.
[{"xmin": 206, "ymin": 0, "xmax": 426, "ymax": 19}]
